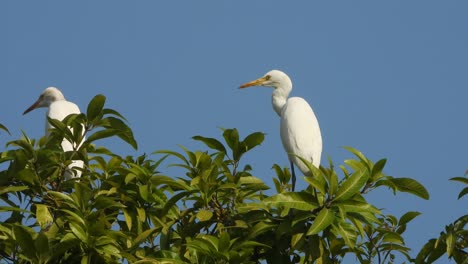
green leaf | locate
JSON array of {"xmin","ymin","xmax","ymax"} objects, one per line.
[
  {"xmin": 415, "ymin": 239, "xmax": 444, "ymax": 264},
  {"xmin": 99, "ymin": 244, "xmax": 121, "ymax": 258},
  {"xmin": 328, "ymin": 168, "xmax": 339, "ymax": 196},
  {"xmin": 343, "ymin": 146, "xmax": 369, "ymax": 166},
  {"xmin": 48, "ymin": 191, "xmax": 78, "ymax": 208},
  {"xmin": 218, "ymin": 232, "xmax": 230, "ymax": 252},
  {"xmin": 0, "ymin": 185, "xmax": 29, "ymax": 195},
  {"xmin": 450, "ymin": 176, "xmax": 468, "ymax": 184},
  {"xmin": 47, "ymin": 117, "xmax": 74, "ymax": 140},
  {"xmin": 35, "ymin": 232, "xmax": 50, "ymax": 258},
  {"xmin": 193, "ymin": 136, "xmax": 227, "ymax": 153},
  {"xmin": 87, "ymin": 94, "xmax": 106, "ymax": 122},
  {"xmin": 139, "ymin": 184, "xmax": 150, "ymax": 201},
  {"xmin": 123, "ymin": 208, "xmax": 133, "ymax": 231},
  {"xmin": 238, "ymin": 176, "xmax": 268, "ymax": 186},
  {"xmin": 70, "ymin": 222, "xmax": 87, "ymax": 242},
  {"xmin": 196, "ymin": 210, "xmax": 213, "ymax": 222},
  {"xmin": 334, "ymin": 170, "xmax": 368, "ymax": 201},
  {"xmin": 248, "ymin": 222, "xmax": 277, "ymax": 239},
  {"xmin": 303, "ymin": 175, "xmax": 327, "ymax": 195},
  {"xmin": 0, "ymin": 123, "xmax": 10, "ymax": 135},
  {"xmin": 242, "ymin": 132, "xmax": 265, "ymax": 151},
  {"xmin": 337, "ymin": 200, "xmax": 381, "ymax": 215},
  {"xmin": 132, "ymin": 228, "xmax": 159, "ymax": 248},
  {"xmin": 445, "ymin": 231, "xmax": 456, "ymax": 257},
  {"xmin": 457, "ymin": 187, "xmax": 468, "ymax": 199},
  {"xmin": 263, "ymin": 192, "xmax": 318, "ymax": 211},
  {"xmin": 86, "ymin": 129, "xmax": 120, "ymax": 144},
  {"xmin": 381, "ymin": 232, "xmax": 404, "ymax": 244},
  {"xmin": 371, "ymin": 158, "xmax": 386, "ymax": 181},
  {"xmin": 307, "ymin": 208, "xmax": 335, "ymax": 235},
  {"xmin": 389, "ymin": 177, "xmax": 430, "ymax": 200},
  {"xmin": 103, "ymin": 108, "xmax": 128, "ymax": 121},
  {"xmin": 334, "ymin": 222, "xmax": 357, "ymax": 248},
  {"xmin": 101, "ymin": 117, "xmax": 138, "ymax": 149},
  {"xmin": 0, "ymin": 206, "xmax": 31, "ymax": 214},
  {"xmin": 223, "ymin": 128, "xmax": 241, "ymax": 160},
  {"xmin": 36, "ymin": 204, "xmax": 53, "ymax": 228},
  {"xmin": 13, "ymin": 225, "xmax": 36, "ymax": 260},
  {"xmin": 398, "ymin": 211, "xmax": 421, "ymax": 226}
]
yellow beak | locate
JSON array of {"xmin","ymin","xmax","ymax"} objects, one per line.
[{"xmin": 239, "ymin": 76, "xmax": 269, "ymax": 89}]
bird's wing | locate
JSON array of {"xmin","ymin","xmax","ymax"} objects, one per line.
[
  {"xmin": 46, "ymin": 101, "xmax": 82, "ymax": 149},
  {"xmin": 280, "ymin": 97, "xmax": 322, "ymax": 174},
  {"xmin": 46, "ymin": 101, "xmax": 81, "ymax": 132}
]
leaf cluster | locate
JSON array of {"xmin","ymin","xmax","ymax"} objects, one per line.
[{"xmin": 0, "ymin": 95, "xmax": 461, "ymax": 264}]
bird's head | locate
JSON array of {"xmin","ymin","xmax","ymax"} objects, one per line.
[
  {"xmin": 23, "ymin": 87, "xmax": 66, "ymax": 115},
  {"xmin": 240, "ymin": 70, "xmax": 292, "ymax": 90}
]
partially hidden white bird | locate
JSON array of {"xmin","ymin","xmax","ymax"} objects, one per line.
[
  {"xmin": 23, "ymin": 87, "xmax": 84, "ymax": 180},
  {"xmin": 240, "ymin": 70, "xmax": 322, "ymax": 191}
]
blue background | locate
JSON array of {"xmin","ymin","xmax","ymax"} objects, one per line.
[{"xmin": 3, "ymin": 1, "xmax": 467, "ymax": 262}]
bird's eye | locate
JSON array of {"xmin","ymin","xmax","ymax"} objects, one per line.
[{"xmin": 265, "ymin": 75, "xmax": 271, "ymax": 80}]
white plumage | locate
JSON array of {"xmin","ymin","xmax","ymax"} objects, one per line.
[
  {"xmin": 240, "ymin": 70, "xmax": 322, "ymax": 190},
  {"xmin": 23, "ymin": 87, "xmax": 84, "ymax": 180}
]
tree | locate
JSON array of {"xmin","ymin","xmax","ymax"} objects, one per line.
[
  {"xmin": 0, "ymin": 95, "xmax": 464, "ymax": 263},
  {"xmin": 415, "ymin": 175, "xmax": 467, "ymax": 264}
]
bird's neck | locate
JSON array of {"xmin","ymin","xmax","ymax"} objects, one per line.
[{"xmin": 272, "ymin": 85, "xmax": 292, "ymax": 116}]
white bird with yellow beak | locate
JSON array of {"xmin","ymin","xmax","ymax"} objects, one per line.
[
  {"xmin": 240, "ymin": 70, "xmax": 322, "ymax": 191},
  {"xmin": 23, "ymin": 87, "xmax": 84, "ymax": 180}
]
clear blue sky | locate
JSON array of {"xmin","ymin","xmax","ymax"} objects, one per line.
[{"xmin": 3, "ymin": 1, "xmax": 467, "ymax": 262}]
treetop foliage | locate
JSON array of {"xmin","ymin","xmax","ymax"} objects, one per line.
[{"xmin": 0, "ymin": 95, "xmax": 465, "ymax": 263}]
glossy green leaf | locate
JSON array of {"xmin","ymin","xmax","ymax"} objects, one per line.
[
  {"xmin": 87, "ymin": 94, "xmax": 106, "ymax": 122},
  {"xmin": 47, "ymin": 117, "xmax": 74, "ymax": 140},
  {"xmin": 334, "ymin": 222, "xmax": 357, "ymax": 248},
  {"xmin": 334, "ymin": 170, "xmax": 368, "ymax": 202},
  {"xmin": 223, "ymin": 128, "xmax": 241, "ymax": 160},
  {"xmin": 36, "ymin": 204, "xmax": 53, "ymax": 228},
  {"xmin": 193, "ymin": 136, "xmax": 227, "ymax": 153},
  {"xmin": 337, "ymin": 200, "xmax": 381, "ymax": 215},
  {"xmin": 86, "ymin": 129, "xmax": 120, "ymax": 144},
  {"xmin": 307, "ymin": 208, "xmax": 335, "ymax": 235},
  {"xmin": 123, "ymin": 208, "xmax": 133, "ymax": 231},
  {"xmin": 103, "ymin": 117, "xmax": 137, "ymax": 147},
  {"xmin": 381, "ymin": 232, "xmax": 404, "ymax": 244},
  {"xmin": 242, "ymin": 132, "xmax": 265, "ymax": 151},
  {"xmin": 196, "ymin": 210, "xmax": 213, "ymax": 222},
  {"xmin": 398, "ymin": 211, "xmax": 421, "ymax": 226},
  {"xmin": 263, "ymin": 192, "xmax": 318, "ymax": 211},
  {"xmin": 70, "ymin": 222, "xmax": 88, "ymax": 243},
  {"xmin": 371, "ymin": 158, "xmax": 386, "ymax": 181},
  {"xmin": 238, "ymin": 176, "xmax": 267, "ymax": 186},
  {"xmin": 343, "ymin": 146, "xmax": 369, "ymax": 166},
  {"xmin": 102, "ymin": 108, "xmax": 127, "ymax": 121},
  {"xmin": 389, "ymin": 177, "xmax": 430, "ymax": 200},
  {"xmin": 139, "ymin": 184, "xmax": 150, "ymax": 201}
]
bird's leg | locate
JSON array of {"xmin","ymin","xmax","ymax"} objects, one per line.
[{"xmin": 290, "ymin": 161, "xmax": 296, "ymax": 192}]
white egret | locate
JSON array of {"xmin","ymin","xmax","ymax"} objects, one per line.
[
  {"xmin": 240, "ymin": 70, "xmax": 322, "ymax": 191},
  {"xmin": 23, "ymin": 87, "xmax": 84, "ymax": 180}
]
